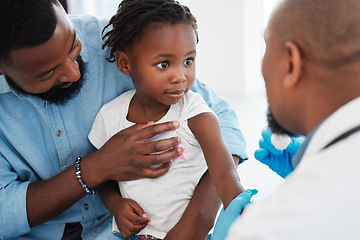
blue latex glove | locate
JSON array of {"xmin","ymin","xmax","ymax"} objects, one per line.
[
  {"xmin": 213, "ymin": 189, "xmax": 258, "ymax": 240},
  {"xmin": 254, "ymin": 126, "xmax": 305, "ymax": 178}
]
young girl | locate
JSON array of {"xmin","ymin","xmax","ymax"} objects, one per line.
[{"xmin": 88, "ymin": 0, "xmax": 245, "ymax": 239}]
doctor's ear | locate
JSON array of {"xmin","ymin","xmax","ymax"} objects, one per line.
[
  {"xmin": 115, "ymin": 51, "xmax": 130, "ymax": 74},
  {"xmin": 283, "ymin": 41, "xmax": 303, "ymax": 88}
]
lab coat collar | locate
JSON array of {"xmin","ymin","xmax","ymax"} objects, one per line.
[{"xmin": 301, "ymin": 97, "xmax": 360, "ymax": 162}]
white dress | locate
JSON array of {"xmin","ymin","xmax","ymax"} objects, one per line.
[{"xmin": 89, "ymin": 89, "xmax": 215, "ymax": 239}]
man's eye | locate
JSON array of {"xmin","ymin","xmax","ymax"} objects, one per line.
[
  {"xmin": 156, "ymin": 61, "xmax": 169, "ymax": 69},
  {"xmin": 39, "ymin": 71, "xmax": 55, "ymax": 82},
  {"xmin": 70, "ymin": 44, "xmax": 78, "ymax": 53},
  {"xmin": 70, "ymin": 35, "xmax": 80, "ymax": 53},
  {"xmin": 184, "ymin": 58, "xmax": 194, "ymax": 66}
]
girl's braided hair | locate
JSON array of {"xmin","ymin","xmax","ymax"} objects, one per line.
[{"xmin": 102, "ymin": 0, "xmax": 198, "ymax": 62}]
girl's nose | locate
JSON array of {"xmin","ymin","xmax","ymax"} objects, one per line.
[{"xmin": 171, "ymin": 69, "xmax": 186, "ymax": 84}]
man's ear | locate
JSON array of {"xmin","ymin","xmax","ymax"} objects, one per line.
[
  {"xmin": 115, "ymin": 51, "xmax": 130, "ymax": 74},
  {"xmin": 283, "ymin": 41, "xmax": 302, "ymax": 88}
]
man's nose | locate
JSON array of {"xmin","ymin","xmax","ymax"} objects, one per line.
[{"xmin": 58, "ymin": 58, "xmax": 81, "ymax": 83}]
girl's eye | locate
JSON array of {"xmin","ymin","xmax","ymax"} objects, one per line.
[
  {"xmin": 184, "ymin": 58, "xmax": 194, "ymax": 66},
  {"xmin": 156, "ymin": 61, "xmax": 169, "ymax": 69}
]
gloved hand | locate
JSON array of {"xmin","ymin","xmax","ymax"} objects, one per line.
[
  {"xmin": 254, "ymin": 126, "xmax": 305, "ymax": 178},
  {"xmin": 213, "ymin": 189, "xmax": 258, "ymax": 240}
]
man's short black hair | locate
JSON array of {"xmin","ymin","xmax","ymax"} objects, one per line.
[{"xmin": 0, "ymin": 0, "xmax": 60, "ymax": 64}]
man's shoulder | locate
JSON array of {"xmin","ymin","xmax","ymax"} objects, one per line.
[
  {"xmin": 69, "ymin": 14, "xmax": 109, "ymax": 39},
  {"xmin": 69, "ymin": 14, "xmax": 108, "ymax": 28},
  {"xmin": 67, "ymin": 14, "xmax": 111, "ymax": 64}
]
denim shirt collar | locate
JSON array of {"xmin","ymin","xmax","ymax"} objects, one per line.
[{"xmin": 0, "ymin": 76, "xmax": 11, "ymax": 94}]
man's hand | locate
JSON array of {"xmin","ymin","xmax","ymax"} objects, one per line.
[
  {"xmin": 254, "ymin": 126, "xmax": 305, "ymax": 178},
  {"xmin": 212, "ymin": 189, "xmax": 258, "ymax": 240},
  {"xmin": 84, "ymin": 121, "xmax": 183, "ymax": 188},
  {"xmin": 113, "ymin": 198, "xmax": 150, "ymax": 238}
]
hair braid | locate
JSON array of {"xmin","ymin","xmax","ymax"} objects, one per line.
[{"xmin": 102, "ymin": 0, "xmax": 198, "ymax": 62}]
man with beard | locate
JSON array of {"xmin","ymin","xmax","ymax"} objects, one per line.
[
  {"xmin": 0, "ymin": 1, "xmax": 247, "ymax": 239},
  {"xmin": 213, "ymin": 0, "xmax": 360, "ymax": 239}
]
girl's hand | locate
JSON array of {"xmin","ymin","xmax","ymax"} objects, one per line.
[{"xmin": 113, "ymin": 198, "xmax": 150, "ymax": 238}]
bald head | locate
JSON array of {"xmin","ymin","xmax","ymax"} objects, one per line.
[
  {"xmin": 262, "ymin": 0, "xmax": 360, "ymax": 135},
  {"xmin": 270, "ymin": 0, "xmax": 360, "ymax": 69}
]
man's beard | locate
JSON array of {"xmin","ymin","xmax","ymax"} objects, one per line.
[
  {"xmin": 266, "ymin": 106, "xmax": 296, "ymax": 136},
  {"xmin": 5, "ymin": 55, "xmax": 86, "ymax": 105}
]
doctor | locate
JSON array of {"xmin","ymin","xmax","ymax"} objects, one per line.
[{"xmin": 214, "ymin": 0, "xmax": 360, "ymax": 239}]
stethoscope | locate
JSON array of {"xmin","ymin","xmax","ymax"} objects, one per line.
[{"xmin": 322, "ymin": 125, "xmax": 360, "ymax": 150}]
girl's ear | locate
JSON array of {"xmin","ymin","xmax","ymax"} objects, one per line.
[{"xmin": 115, "ymin": 51, "xmax": 130, "ymax": 74}]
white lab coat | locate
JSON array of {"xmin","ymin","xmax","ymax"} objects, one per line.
[{"xmin": 227, "ymin": 97, "xmax": 360, "ymax": 240}]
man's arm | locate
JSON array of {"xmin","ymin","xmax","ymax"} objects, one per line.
[
  {"xmin": 26, "ymin": 122, "xmax": 182, "ymax": 227},
  {"xmin": 0, "ymin": 122, "xmax": 181, "ymax": 238}
]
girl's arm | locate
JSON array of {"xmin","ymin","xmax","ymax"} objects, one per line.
[
  {"xmin": 188, "ymin": 112, "xmax": 245, "ymax": 208},
  {"xmin": 191, "ymin": 79, "xmax": 247, "ymax": 161}
]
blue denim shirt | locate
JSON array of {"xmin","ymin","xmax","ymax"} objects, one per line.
[{"xmin": 0, "ymin": 15, "xmax": 247, "ymax": 239}]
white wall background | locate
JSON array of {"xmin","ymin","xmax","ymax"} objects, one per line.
[{"xmin": 67, "ymin": 0, "xmax": 279, "ymax": 97}]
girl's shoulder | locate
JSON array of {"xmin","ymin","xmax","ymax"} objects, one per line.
[{"xmin": 99, "ymin": 89, "xmax": 135, "ymax": 114}]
